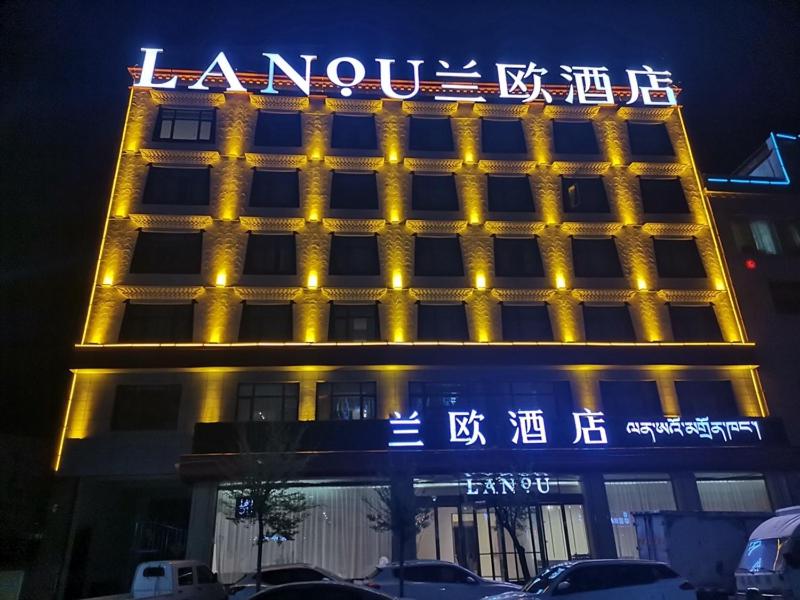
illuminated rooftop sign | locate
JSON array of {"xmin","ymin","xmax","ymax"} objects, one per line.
[{"xmin": 133, "ymin": 48, "xmax": 678, "ymax": 106}]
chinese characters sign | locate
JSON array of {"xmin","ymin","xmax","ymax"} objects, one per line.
[{"xmin": 133, "ymin": 48, "xmax": 677, "ymax": 106}]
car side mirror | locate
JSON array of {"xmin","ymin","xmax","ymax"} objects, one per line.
[{"xmin": 555, "ymin": 581, "xmax": 571, "ymax": 594}]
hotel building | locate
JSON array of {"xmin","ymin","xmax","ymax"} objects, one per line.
[{"xmin": 44, "ymin": 63, "xmax": 800, "ymax": 597}]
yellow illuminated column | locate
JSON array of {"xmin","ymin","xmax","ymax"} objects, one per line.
[
  {"xmin": 571, "ymin": 371, "xmax": 600, "ymax": 411},
  {"xmin": 453, "ymin": 115, "xmax": 479, "ymax": 167},
  {"xmin": 655, "ymin": 376, "xmax": 680, "ymax": 416},
  {"xmin": 199, "ymin": 371, "xmax": 226, "ymax": 423}
]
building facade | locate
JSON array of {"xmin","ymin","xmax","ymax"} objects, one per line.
[{"xmin": 46, "ymin": 65, "xmax": 800, "ymax": 597}]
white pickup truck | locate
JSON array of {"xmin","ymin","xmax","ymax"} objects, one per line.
[{"xmin": 88, "ymin": 560, "xmax": 227, "ymax": 600}]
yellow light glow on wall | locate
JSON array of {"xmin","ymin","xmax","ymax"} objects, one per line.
[
  {"xmin": 389, "ymin": 209, "xmax": 400, "ymax": 224},
  {"xmin": 478, "ymin": 330, "xmax": 489, "ymax": 343},
  {"xmin": 307, "ymin": 209, "xmax": 319, "ymax": 222},
  {"xmin": 464, "ymin": 150, "xmax": 475, "ymax": 165},
  {"xmin": 305, "ymin": 327, "xmax": 316, "ymax": 343},
  {"xmin": 393, "ymin": 328, "xmax": 405, "ymax": 343},
  {"xmin": 102, "ymin": 272, "xmax": 114, "ymax": 287},
  {"xmin": 392, "ymin": 271, "xmax": 403, "ymax": 290},
  {"xmin": 309, "ymin": 148, "xmax": 322, "ymax": 161},
  {"xmin": 469, "ymin": 211, "xmax": 481, "ymax": 225},
  {"xmin": 199, "ymin": 372, "xmax": 225, "ymax": 423},
  {"xmin": 714, "ymin": 278, "xmax": 725, "ymax": 291},
  {"xmin": 307, "ymin": 271, "xmax": 319, "ymax": 289},
  {"xmin": 555, "ymin": 273, "xmax": 567, "ymax": 290},
  {"xmin": 475, "ymin": 273, "xmax": 487, "ymax": 290},
  {"xmin": 215, "ymin": 272, "xmax": 227, "ymax": 287},
  {"xmin": 388, "ymin": 149, "xmax": 399, "ymax": 164},
  {"xmin": 637, "ymin": 277, "xmax": 648, "ymax": 291}
]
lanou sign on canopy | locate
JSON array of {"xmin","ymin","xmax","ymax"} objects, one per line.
[{"xmin": 134, "ymin": 48, "xmax": 678, "ymax": 106}]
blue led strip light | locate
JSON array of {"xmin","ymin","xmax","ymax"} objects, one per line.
[{"xmin": 707, "ymin": 132, "xmax": 795, "ymax": 186}]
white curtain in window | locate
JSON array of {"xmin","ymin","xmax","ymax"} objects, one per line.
[
  {"xmin": 750, "ymin": 221, "xmax": 780, "ymax": 254},
  {"xmin": 605, "ymin": 480, "xmax": 677, "ymax": 559},
  {"xmin": 697, "ymin": 479, "xmax": 772, "ymax": 512},
  {"xmin": 213, "ymin": 486, "xmax": 391, "ymax": 583}
]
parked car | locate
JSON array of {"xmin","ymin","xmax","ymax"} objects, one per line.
[
  {"xmin": 364, "ymin": 559, "xmax": 520, "ymax": 599},
  {"xmin": 228, "ymin": 564, "xmax": 344, "ymax": 599},
  {"xmin": 480, "ymin": 559, "xmax": 696, "ymax": 599},
  {"xmin": 83, "ymin": 560, "xmax": 226, "ymax": 600},
  {"xmin": 250, "ymin": 580, "xmax": 396, "ymax": 599}
]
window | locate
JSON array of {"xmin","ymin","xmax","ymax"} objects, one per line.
[
  {"xmin": 504, "ymin": 381, "xmax": 572, "ymax": 417},
  {"xmin": 243, "ymin": 234, "xmax": 296, "ymax": 275},
  {"xmin": 111, "ymin": 384, "xmax": 181, "ymax": 431},
  {"xmin": 329, "ymin": 235, "xmax": 380, "ymax": 275},
  {"xmin": 328, "ymin": 303, "xmax": 380, "ymax": 341},
  {"xmin": 501, "ymin": 304, "xmax": 553, "ymax": 341},
  {"xmin": 409, "ymin": 116, "xmax": 454, "ymax": 152},
  {"xmin": 142, "ymin": 166, "xmax": 210, "ymax": 206},
  {"xmin": 417, "ymin": 304, "xmax": 468, "ymax": 341},
  {"xmin": 600, "ymin": 381, "xmax": 662, "ymax": 417},
  {"xmin": 628, "ymin": 121, "xmax": 674, "ymax": 156},
  {"xmin": 236, "ymin": 383, "xmax": 299, "ymax": 421},
  {"xmin": 401, "ymin": 565, "xmax": 473, "ymax": 584},
  {"xmin": 770, "ymin": 281, "xmax": 800, "ymax": 314},
  {"xmin": 552, "ymin": 120, "xmax": 599, "ymax": 155},
  {"xmin": 653, "ymin": 238, "xmax": 706, "ymax": 278},
  {"xmin": 779, "ymin": 220, "xmax": 800, "ymax": 255},
  {"xmin": 254, "ymin": 111, "xmax": 302, "ymax": 147},
  {"xmin": 414, "ymin": 236, "xmax": 464, "ymax": 276},
  {"xmin": 561, "ymin": 177, "xmax": 610, "ymax": 213},
  {"xmin": 411, "ymin": 173, "xmax": 459, "ymax": 211},
  {"xmin": 196, "ymin": 566, "xmax": 215, "ymax": 585},
  {"xmin": 696, "ymin": 476, "xmax": 772, "ymax": 512},
  {"xmin": 494, "ymin": 237, "xmax": 544, "ymax": 277},
  {"xmin": 640, "ymin": 178, "xmax": 690, "ymax": 214},
  {"xmin": 238, "ymin": 303, "xmax": 293, "ymax": 341},
  {"xmin": 118, "ymin": 303, "xmax": 194, "ymax": 342},
  {"xmin": 583, "ymin": 305, "xmax": 636, "ymax": 341},
  {"xmin": 487, "ymin": 176, "xmax": 535, "ymax": 212},
  {"xmin": 669, "ymin": 305, "xmax": 723, "ymax": 341},
  {"xmin": 572, "ymin": 238, "xmax": 623, "ymax": 278},
  {"xmin": 408, "ymin": 381, "xmax": 488, "ymax": 416},
  {"xmin": 177, "ymin": 567, "xmax": 194, "ymax": 587},
  {"xmin": 330, "ymin": 172, "xmax": 379, "ymax": 209},
  {"xmin": 258, "ymin": 568, "xmax": 327, "ymax": 585},
  {"xmin": 249, "ymin": 170, "xmax": 300, "ymax": 208},
  {"xmin": 605, "ymin": 476, "xmax": 676, "ymax": 559},
  {"xmin": 330, "ymin": 114, "xmax": 377, "ymax": 150},
  {"xmin": 154, "ymin": 108, "xmax": 214, "ymax": 142},
  {"xmin": 732, "ymin": 219, "xmax": 782, "ymax": 255},
  {"xmin": 675, "ymin": 380, "xmax": 738, "ymax": 417},
  {"xmin": 316, "ymin": 382, "xmax": 377, "ymax": 420},
  {"xmin": 481, "ymin": 119, "xmax": 527, "ymax": 154},
  {"xmin": 130, "ymin": 231, "xmax": 203, "ymax": 274}
]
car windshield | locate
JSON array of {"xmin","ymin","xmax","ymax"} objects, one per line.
[
  {"xmin": 738, "ymin": 538, "xmax": 788, "ymax": 573},
  {"xmin": 522, "ymin": 565, "xmax": 571, "ymax": 594}
]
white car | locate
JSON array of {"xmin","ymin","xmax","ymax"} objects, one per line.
[
  {"xmin": 364, "ymin": 559, "xmax": 520, "ymax": 599},
  {"xmin": 227, "ymin": 564, "xmax": 343, "ymax": 600},
  {"xmin": 480, "ymin": 559, "xmax": 696, "ymax": 599}
]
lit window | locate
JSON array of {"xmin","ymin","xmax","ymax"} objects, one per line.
[
  {"xmin": 111, "ymin": 384, "xmax": 181, "ymax": 431},
  {"xmin": 668, "ymin": 305, "xmax": 723, "ymax": 341},
  {"xmin": 331, "ymin": 114, "xmax": 377, "ymax": 150},
  {"xmin": 236, "ymin": 383, "xmax": 299, "ymax": 421},
  {"xmin": 494, "ymin": 237, "xmax": 544, "ymax": 277},
  {"xmin": 627, "ymin": 122, "xmax": 674, "ymax": 157},
  {"xmin": 749, "ymin": 220, "xmax": 781, "ymax": 255},
  {"xmin": 653, "ymin": 238, "xmax": 706, "ymax": 278},
  {"xmin": 328, "ymin": 303, "xmax": 380, "ymax": 341},
  {"xmin": 329, "ymin": 235, "xmax": 380, "ymax": 275},
  {"xmin": 118, "ymin": 303, "xmax": 194, "ymax": 342},
  {"xmin": 552, "ymin": 120, "xmax": 599, "ymax": 155},
  {"xmin": 501, "ymin": 304, "xmax": 553, "ymax": 341},
  {"xmin": 249, "ymin": 170, "xmax": 300, "ymax": 208},
  {"xmin": 238, "ymin": 303, "xmax": 293, "ymax": 341},
  {"xmin": 562, "ymin": 177, "xmax": 610, "ymax": 213},
  {"xmin": 408, "ymin": 117, "xmax": 454, "ymax": 152},
  {"xmin": 330, "ymin": 171, "xmax": 379, "ymax": 209},
  {"xmin": 316, "ymin": 382, "xmax": 377, "ymax": 420},
  {"xmin": 412, "ymin": 173, "xmax": 459, "ymax": 211},
  {"xmin": 129, "ymin": 231, "xmax": 202, "ymax": 274},
  {"xmin": 142, "ymin": 166, "xmax": 210, "ymax": 206},
  {"xmin": 243, "ymin": 234, "xmax": 296, "ymax": 275},
  {"xmin": 481, "ymin": 119, "xmax": 527, "ymax": 154},
  {"xmin": 583, "ymin": 305, "xmax": 636, "ymax": 341},
  {"xmin": 414, "ymin": 237, "xmax": 464, "ymax": 277},
  {"xmin": 154, "ymin": 108, "xmax": 214, "ymax": 142},
  {"xmin": 417, "ymin": 304, "xmax": 469, "ymax": 341},
  {"xmin": 572, "ymin": 238, "xmax": 624, "ymax": 278},
  {"xmin": 253, "ymin": 111, "xmax": 302, "ymax": 147},
  {"xmin": 487, "ymin": 175, "xmax": 535, "ymax": 212}
]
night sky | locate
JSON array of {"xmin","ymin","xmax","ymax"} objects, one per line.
[{"xmin": 1, "ymin": 0, "xmax": 799, "ymax": 444}]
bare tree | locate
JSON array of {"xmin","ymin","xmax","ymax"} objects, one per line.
[{"xmin": 492, "ymin": 502, "xmax": 533, "ymax": 581}]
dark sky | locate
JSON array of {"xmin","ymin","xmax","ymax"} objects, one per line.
[{"xmin": 1, "ymin": 0, "xmax": 799, "ymax": 443}]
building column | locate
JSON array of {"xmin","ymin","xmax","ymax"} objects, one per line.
[
  {"xmin": 185, "ymin": 482, "xmax": 218, "ymax": 566},
  {"xmin": 670, "ymin": 472, "xmax": 702, "ymax": 511},
  {"xmin": 765, "ymin": 471, "xmax": 794, "ymax": 509},
  {"xmin": 580, "ymin": 473, "xmax": 617, "ymax": 559},
  {"xmin": 389, "ymin": 473, "xmax": 417, "ymax": 562}
]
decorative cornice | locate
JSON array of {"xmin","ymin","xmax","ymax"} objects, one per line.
[
  {"xmin": 240, "ymin": 216, "xmax": 305, "ymax": 232},
  {"xmin": 484, "ymin": 221, "xmax": 546, "ymax": 236},
  {"xmin": 657, "ymin": 289, "xmax": 725, "ymax": 303},
  {"xmin": 573, "ymin": 289, "xmax": 636, "ymax": 303},
  {"xmin": 129, "ymin": 214, "xmax": 213, "ymax": 230},
  {"xmin": 325, "ymin": 98, "xmax": 383, "ymax": 113},
  {"xmin": 139, "ymin": 148, "xmax": 220, "ymax": 166},
  {"xmin": 235, "ymin": 287, "xmax": 303, "ymax": 301},
  {"xmin": 402, "ymin": 101, "xmax": 458, "ymax": 116},
  {"xmin": 324, "ymin": 156, "xmax": 384, "ymax": 170},
  {"xmin": 552, "ymin": 161, "xmax": 611, "ymax": 175},
  {"xmin": 617, "ymin": 106, "xmax": 674, "ymax": 121},
  {"xmin": 404, "ymin": 157, "xmax": 463, "ymax": 172},
  {"xmin": 473, "ymin": 104, "xmax": 529, "ymax": 118},
  {"xmin": 492, "ymin": 289, "xmax": 556, "ymax": 302},
  {"xmin": 321, "ymin": 287, "xmax": 388, "ymax": 301},
  {"xmin": 249, "ymin": 95, "xmax": 309, "ymax": 111},
  {"xmin": 641, "ymin": 222, "xmax": 705, "ymax": 237},
  {"xmin": 629, "ymin": 162, "xmax": 689, "ymax": 176},
  {"xmin": 543, "ymin": 105, "xmax": 602, "ymax": 120},
  {"xmin": 245, "ymin": 153, "xmax": 307, "ymax": 169},
  {"xmin": 116, "ymin": 286, "xmax": 205, "ymax": 301},
  {"xmin": 321, "ymin": 218, "xmax": 385, "ymax": 233},
  {"xmin": 409, "ymin": 288, "xmax": 474, "ymax": 302},
  {"xmin": 478, "ymin": 160, "xmax": 536, "ymax": 174},
  {"xmin": 149, "ymin": 89, "xmax": 225, "ymax": 107},
  {"xmin": 561, "ymin": 222, "xmax": 624, "ymax": 236},
  {"xmin": 405, "ymin": 220, "xmax": 468, "ymax": 235}
]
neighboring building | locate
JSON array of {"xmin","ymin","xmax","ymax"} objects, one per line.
[
  {"xmin": 43, "ymin": 63, "xmax": 800, "ymax": 598},
  {"xmin": 706, "ymin": 133, "xmax": 800, "ymax": 444}
]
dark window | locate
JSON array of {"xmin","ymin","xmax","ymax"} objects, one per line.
[
  {"xmin": 504, "ymin": 381, "xmax": 573, "ymax": 418},
  {"xmin": 770, "ymin": 281, "xmax": 800, "ymax": 314},
  {"xmin": 628, "ymin": 122, "xmax": 675, "ymax": 156},
  {"xmin": 142, "ymin": 166, "xmax": 210, "ymax": 206},
  {"xmin": 600, "ymin": 381, "xmax": 662, "ymax": 417},
  {"xmin": 675, "ymin": 380, "xmax": 739, "ymax": 418},
  {"xmin": 196, "ymin": 566, "xmax": 215, "ymax": 585},
  {"xmin": 177, "ymin": 567, "xmax": 194, "ymax": 587},
  {"xmin": 331, "ymin": 114, "xmax": 377, "ymax": 150},
  {"xmin": 583, "ymin": 305, "xmax": 636, "ymax": 341},
  {"xmin": 254, "ymin": 111, "xmax": 302, "ymax": 147},
  {"xmin": 409, "ymin": 382, "xmax": 485, "ymax": 415},
  {"xmin": 111, "ymin": 384, "xmax": 181, "ymax": 431},
  {"xmin": 564, "ymin": 565, "xmax": 626, "ymax": 592},
  {"xmin": 501, "ymin": 305, "xmax": 553, "ymax": 341},
  {"xmin": 494, "ymin": 237, "xmax": 544, "ymax": 277},
  {"xmin": 154, "ymin": 108, "xmax": 214, "ymax": 142},
  {"xmin": 130, "ymin": 231, "xmax": 203, "ymax": 274},
  {"xmin": 412, "ymin": 174, "xmax": 459, "ymax": 211},
  {"xmin": 400, "ymin": 565, "xmax": 472, "ymax": 584},
  {"xmin": 236, "ymin": 383, "xmax": 299, "ymax": 421},
  {"xmin": 329, "ymin": 235, "xmax": 380, "ymax": 275},
  {"xmin": 481, "ymin": 119, "xmax": 527, "ymax": 154},
  {"xmin": 328, "ymin": 304, "xmax": 380, "ymax": 341},
  {"xmin": 330, "ymin": 172, "xmax": 379, "ymax": 209},
  {"xmin": 640, "ymin": 178, "xmax": 689, "ymax": 214},
  {"xmin": 669, "ymin": 305, "xmax": 723, "ymax": 341},
  {"xmin": 316, "ymin": 382, "xmax": 377, "ymax": 420},
  {"xmin": 409, "ymin": 117, "xmax": 454, "ymax": 152},
  {"xmin": 487, "ymin": 176, "xmax": 535, "ymax": 212},
  {"xmin": 414, "ymin": 237, "xmax": 464, "ymax": 276},
  {"xmin": 417, "ymin": 304, "xmax": 469, "ymax": 341},
  {"xmin": 258, "ymin": 568, "xmax": 327, "ymax": 585},
  {"xmin": 779, "ymin": 221, "xmax": 800, "ymax": 255},
  {"xmin": 653, "ymin": 238, "xmax": 706, "ymax": 278},
  {"xmin": 732, "ymin": 219, "xmax": 783, "ymax": 256},
  {"xmin": 552, "ymin": 120, "xmax": 599, "ymax": 155},
  {"xmin": 249, "ymin": 170, "xmax": 300, "ymax": 208},
  {"xmin": 561, "ymin": 177, "xmax": 610, "ymax": 213},
  {"xmin": 118, "ymin": 303, "xmax": 194, "ymax": 342},
  {"xmin": 572, "ymin": 238, "xmax": 623, "ymax": 278},
  {"xmin": 243, "ymin": 234, "xmax": 296, "ymax": 275},
  {"xmin": 238, "ymin": 303, "xmax": 293, "ymax": 341}
]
